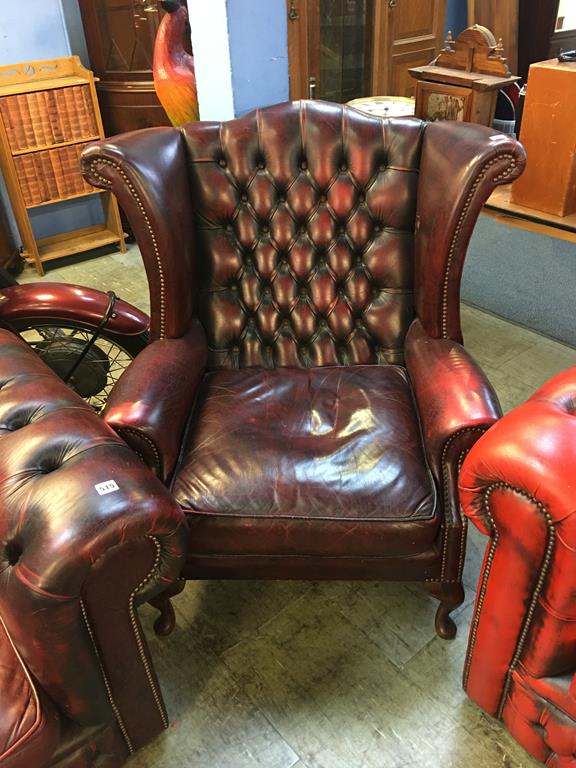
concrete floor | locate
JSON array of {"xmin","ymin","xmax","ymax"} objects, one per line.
[{"xmin": 21, "ymin": 241, "xmax": 576, "ymax": 768}]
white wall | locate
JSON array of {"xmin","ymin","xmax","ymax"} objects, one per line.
[
  {"xmin": 557, "ymin": 0, "xmax": 576, "ymax": 31},
  {"xmin": 0, "ymin": 0, "xmax": 70, "ymax": 64},
  {"xmin": 188, "ymin": 0, "xmax": 235, "ymax": 120}
]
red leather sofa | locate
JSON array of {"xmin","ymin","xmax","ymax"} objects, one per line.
[
  {"xmin": 0, "ymin": 330, "xmax": 187, "ymax": 767},
  {"xmin": 460, "ymin": 366, "xmax": 576, "ymax": 765}
]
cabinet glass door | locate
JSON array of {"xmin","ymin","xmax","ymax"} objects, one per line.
[{"xmin": 309, "ymin": 0, "xmax": 374, "ymax": 101}]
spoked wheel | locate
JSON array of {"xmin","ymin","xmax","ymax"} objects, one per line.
[{"xmin": 11, "ymin": 321, "xmax": 147, "ymax": 412}]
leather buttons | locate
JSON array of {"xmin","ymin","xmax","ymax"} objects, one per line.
[
  {"xmin": 319, "ymin": 193, "xmax": 327, "ymax": 203},
  {"xmin": 340, "ymin": 163, "xmax": 348, "ymax": 172},
  {"xmin": 300, "ymin": 160, "xmax": 308, "ymax": 170},
  {"xmin": 257, "ymin": 160, "xmax": 266, "ymax": 170},
  {"xmin": 240, "ymin": 193, "xmax": 248, "ymax": 202},
  {"xmin": 261, "ymin": 224, "xmax": 269, "ymax": 234},
  {"xmin": 278, "ymin": 194, "xmax": 286, "ymax": 203},
  {"xmin": 359, "ymin": 193, "xmax": 366, "ymax": 203},
  {"xmin": 218, "ymin": 158, "xmax": 227, "ymax": 167}
]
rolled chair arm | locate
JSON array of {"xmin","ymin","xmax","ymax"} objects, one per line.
[
  {"xmin": 406, "ymin": 318, "xmax": 502, "ymax": 486},
  {"xmin": 405, "ymin": 319, "xmax": 501, "ymax": 582},
  {"xmin": 81, "ymin": 127, "xmax": 196, "ymax": 341},
  {"xmin": 415, "ymin": 122, "xmax": 526, "ymax": 342},
  {"xmin": 459, "ymin": 366, "xmax": 576, "ymax": 717},
  {"xmin": 103, "ymin": 320, "xmax": 208, "ymax": 482},
  {"xmin": 0, "ymin": 330, "xmax": 188, "ymax": 756}
]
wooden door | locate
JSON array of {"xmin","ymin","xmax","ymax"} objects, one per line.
[
  {"xmin": 517, "ymin": 0, "xmax": 559, "ymax": 81},
  {"xmin": 287, "ymin": 0, "xmax": 446, "ymax": 100},
  {"xmin": 373, "ymin": 0, "xmax": 446, "ymax": 97},
  {"xmin": 468, "ymin": 0, "xmax": 519, "ymax": 74}
]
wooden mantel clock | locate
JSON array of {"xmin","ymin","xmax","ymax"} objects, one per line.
[{"xmin": 409, "ymin": 25, "xmax": 519, "ymax": 125}]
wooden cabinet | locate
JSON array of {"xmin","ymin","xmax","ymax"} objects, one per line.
[
  {"xmin": 0, "ymin": 57, "xmax": 125, "ymax": 275},
  {"xmin": 287, "ymin": 0, "xmax": 446, "ymax": 101},
  {"xmin": 409, "ymin": 26, "xmax": 519, "ymax": 126},
  {"xmin": 511, "ymin": 59, "xmax": 576, "ymax": 217},
  {"xmin": 373, "ymin": 0, "xmax": 446, "ymax": 98},
  {"xmin": 78, "ymin": 0, "xmax": 176, "ymax": 135}
]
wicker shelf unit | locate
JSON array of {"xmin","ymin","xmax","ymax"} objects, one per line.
[{"xmin": 0, "ymin": 56, "xmax": 125, "ymax": 275}]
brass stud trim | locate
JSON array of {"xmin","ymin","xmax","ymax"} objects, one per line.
[
  {"xmin": 85, "ymin": 158, "xmax": 167, "ymax": 340},
  {"xmin": 462, "ymin": 482, "xmax": 555, "ymax": 720},
  {"xmin": 118, "ymin": 427, "xmax": 162, "ymax": 477},
  {"xmin": 80, "ymin": 600, "xmax": 134, "ymax": 753},
  {"xmin": 439, "ymin": 426, "xmax": 488, "ymax": 580},
  {"xmin": 441, "ymin": 153, "xmax": 517, "ymax": 338}
]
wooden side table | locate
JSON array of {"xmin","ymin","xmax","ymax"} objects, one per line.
[
  {"xmin": 347, "ymin": 96, "xmax": 415, "ymax": 119},
  {"xmin": 511, "ymin": 59, "xmax": 576, "ymax": 217},
  {"xmin": 409, "ymin": 25, "xmax": 519, "ymax": 126}
]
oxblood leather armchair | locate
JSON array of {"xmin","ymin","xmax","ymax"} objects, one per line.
[
  {"xmin": 82, "ymin": 100, "xmax": 525, "ymax": 638},
  {"xmin": 460, "ymin": 366, "xmax": 576, "ymax": 765},
  {"xmin": 0, "ymin": 329, "xmax": 187, "ymax": 767}
]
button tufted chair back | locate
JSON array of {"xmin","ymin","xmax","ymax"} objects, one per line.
[{"xmin": 182, "ymin": 101, "xmax": 424, "ymax": 369}]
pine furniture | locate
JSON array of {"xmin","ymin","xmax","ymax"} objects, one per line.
[{"xmin": 0, "ymin": 56, "xmax": 125, "ymax": 275}]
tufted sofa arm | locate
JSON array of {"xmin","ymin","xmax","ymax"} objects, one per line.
[
  {"xmin": 414, "ymin": 121, "xmax": 526, "ymax": 343},
  {"xmin": 0, "ymin": 330, "xmax": 188, "ymax": 757},
  {"xmin": 82, "ymin": 127, "xmax": 196, "ymax": 342},
  {"xmin": 103, "ymin": 321, "xmax": 208, "ymax": 482},
  {"xmin": 459, "ymin": 366, "xmax": 576, "ymax": 758}
]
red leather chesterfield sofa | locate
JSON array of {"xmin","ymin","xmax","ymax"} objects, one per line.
[
  {"xmin": 82, "ymin": 100, "xmax": 526, "ymax": 639},
  {"xmin": 460, "ymin": 366, "xmax": 576, "ymax": 766},
  {"xmin": 0, "ymin": 329, "xmax": 187, "ymax": 767}
]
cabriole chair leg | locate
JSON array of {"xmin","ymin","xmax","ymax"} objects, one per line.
[
  {"xmin": 148, "ymin": 580, "xmax": 185, "ymax": 636},
  {"xmin": 424, "ymin": 582, "xmax": 465, "ymax": 640}
]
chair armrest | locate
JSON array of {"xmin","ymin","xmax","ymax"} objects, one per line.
[
  {"xmin": 406, "ymin": 318, "xmax": 501, "ymax": 487},
  {"xmin": 81, "ymin": 127, "xmax": 195, "ymax": 341},
  {"xmin": 0, "ymin": 330, "xmax": 187, "ymax": 754},
  {"xmin": 103, "ymin": 320, "xmax": 207, "ymax": 482},
  {"xmin": 459, "ymin": 366, "xmax": 576, "ymax": 717},
  {"xmin": 415, "ymin": 122, "xmax": 526, "ymax": 342}
]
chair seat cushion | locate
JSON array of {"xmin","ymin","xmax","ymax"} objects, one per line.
[
  {"xmin": 0, "ymin": 616, "xmax": 59, "ymax": 768},
  {"xmin": 172, "ymin": 365, "xmax": 439, "ymax": 558}
]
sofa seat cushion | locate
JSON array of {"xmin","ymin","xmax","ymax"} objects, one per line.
[
  {"xmin": 172, "ymin": 365, "xmax": 439, "ymax": 558},
  {"xmin": 0, "ymin": 615, "xmax": 59, "ymax": 768}
]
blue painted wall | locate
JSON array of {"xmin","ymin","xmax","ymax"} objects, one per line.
[
  {"xmin": 445, "ymin": 0, "xmax": 468, "ymax": 37},
  {"xmin": 0, "ymin": 0, "xmax": 102, "ymax": 247},
  {"xmin": 226, "ymin": 0, "xmax": 289, "ymax": 116}
]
